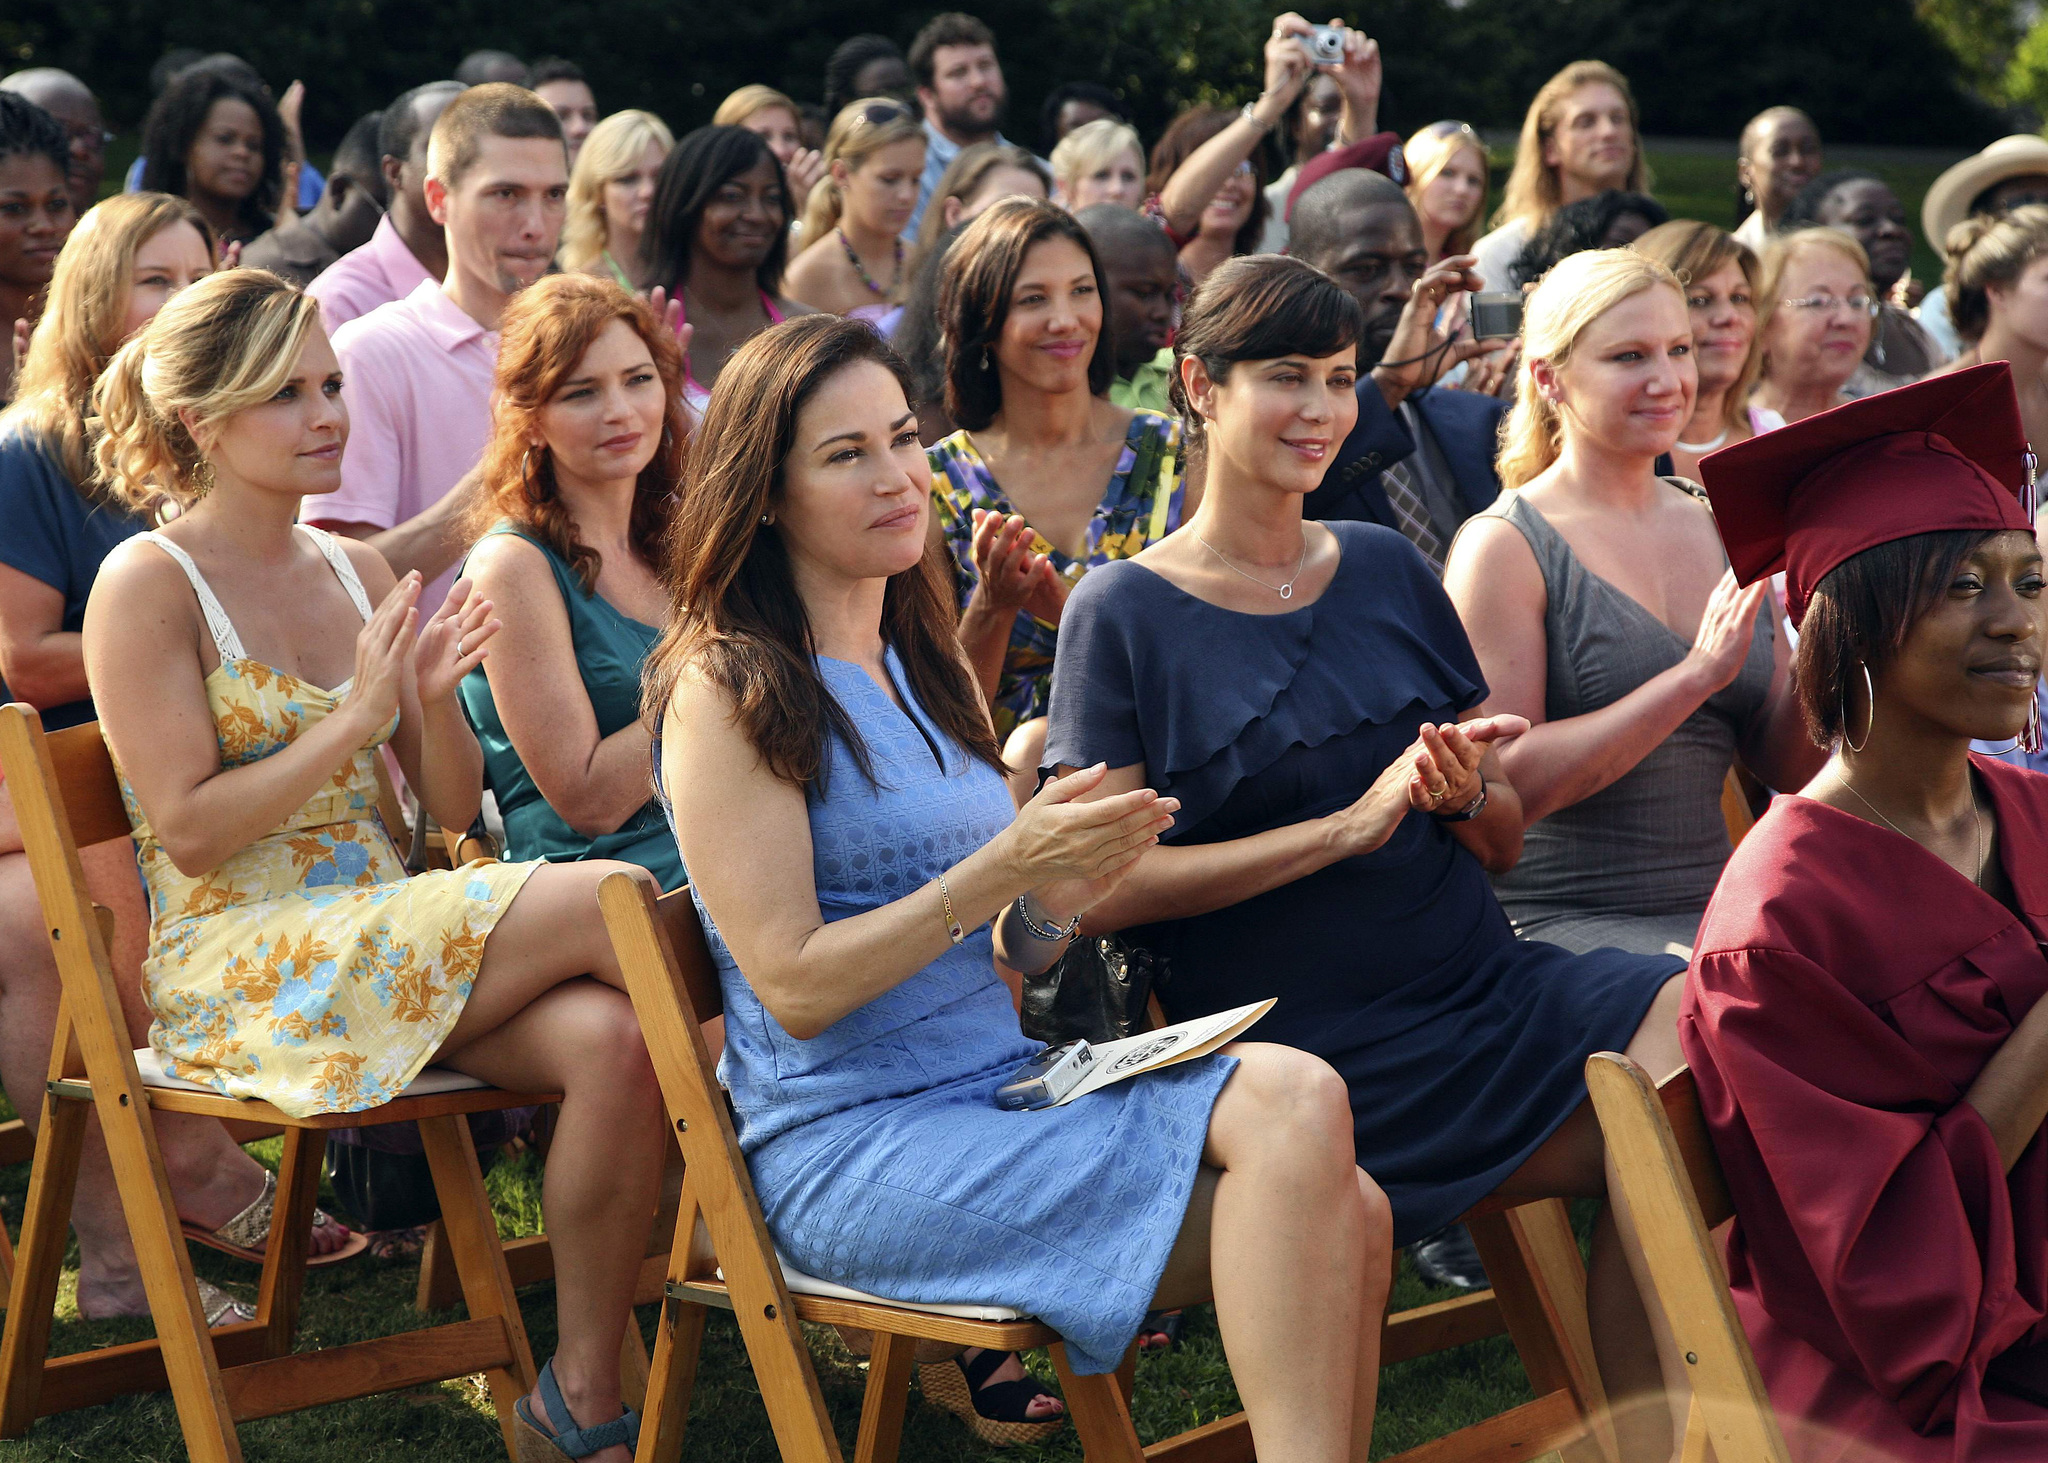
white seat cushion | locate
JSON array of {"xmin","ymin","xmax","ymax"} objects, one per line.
[
  {"xmin": 132, "ymin": 1048, "xmax": 490, "ymax": 1098},
  {"xmin": 715, "ymin": 1253, "xmax": 1030, "ymax": 1322}
]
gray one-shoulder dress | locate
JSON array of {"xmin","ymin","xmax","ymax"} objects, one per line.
[{"xmin": 1471, "ymin": 486, "xmax": 1774, "ymax": 957}]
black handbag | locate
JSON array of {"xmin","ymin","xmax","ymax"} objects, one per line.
[
  {"xmin": 1019, "ymin": 934, "xmax": 1167, "ymax": 1046},
  {"xmin": 322, "ymin": 1108, "xmax": 530, "ymax": 1232}
]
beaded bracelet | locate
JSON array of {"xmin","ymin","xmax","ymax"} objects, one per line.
[{"xmin": 1014, "ymin": 893, "xmax": 1082, "ymax": 943}]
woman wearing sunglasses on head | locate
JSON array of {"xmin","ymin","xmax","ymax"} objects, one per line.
[{"xmin": 784, "ymin": 100, "xmax": 926, "ymax": 321}]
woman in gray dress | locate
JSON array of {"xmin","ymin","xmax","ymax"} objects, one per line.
[{"xmin": 1447, "ymin": 249, "xmax": 1825, "ymax": 956}]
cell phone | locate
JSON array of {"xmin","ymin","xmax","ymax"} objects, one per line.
[
  {"xmin": 994, "ymin": 1040, "xmax": 1096, "ymax": 1111},
  {"xmin": 1470, "ymin": 291, "xmax": 1524, "ymax": 340},
  {"xmin": 1299, "ymin": 23, "xmax": 1347, "ymax": 64}
]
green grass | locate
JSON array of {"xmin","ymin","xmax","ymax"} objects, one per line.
[{"xmin": 0, "ymin": 1099, "xmax": 1552, "ymax": 1462}]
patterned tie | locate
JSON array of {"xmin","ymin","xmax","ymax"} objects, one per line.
[{"xmin": 1377, "ymin": 459, "xmax": 1446, "ymax": 573}]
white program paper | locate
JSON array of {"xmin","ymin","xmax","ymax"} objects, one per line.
[{"xmin": 1048, "ymin": 998, "xmax": 1276, "ymax": 1106}]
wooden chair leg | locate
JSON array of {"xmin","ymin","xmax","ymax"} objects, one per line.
[
  {"xmin": 1468, "ymin": 1201, "xmax": 1617, "ymax": 1463},
  {"xmin": 415, "ymin": 1218, "xmax": 458, "ymax": 1312},
  {"xmin": 853, "ymin": 1328, "xmax": 916, "ymax": 1463},
  {"xmin": 1049, "ymin": 1340, "xmax": 1144, "ymax": 1462},
  {"xmin": 1114, "ymin": 1343, "xmax": 1137, "ymax": 1407},
  {"xmin": 0, "ymin": 1202, "xmax": 13, "ymax": 1291},
  {"xmin": 619, "ymin": 1319, "xmax": 651, "ymax": 1414},
  {"xmin": 254, "ymin": 1126, "xmax": 323, "ymax": 1359},
  {"xmin": 418, "ymin": 1113, "xmax": 535, "ymax": 1459},
  {"xmin": 1679, "ymin": 1394, "xmax": 1711, "ymax": 1463},
  {"xmin": 637, "ymin": 1185, "xmax": 709, "ymax": 1463},
  {"xmin": 0, "ymin": 1088, "xmax": 88, "ymax": 1433}
]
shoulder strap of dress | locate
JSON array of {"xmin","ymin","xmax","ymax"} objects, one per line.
[
  {"xmin": 297, "ymin": 524, "xmax": 375, "ymax": 622},
  {"xmin": 138, "ymin": 530, "xmax": 246, "ymax": 665}
]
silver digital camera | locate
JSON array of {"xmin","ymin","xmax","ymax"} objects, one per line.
[{"xmin": 1300, "ymin": 24, "xmax": 1347, "ymax": 63}]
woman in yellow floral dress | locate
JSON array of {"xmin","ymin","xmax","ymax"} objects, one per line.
[{"xmin": 82, "ymin": 270, "xmax": 663, "ymax": 1463}]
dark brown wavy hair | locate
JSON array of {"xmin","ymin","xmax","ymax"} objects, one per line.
[
  {"xmin": 641, "ymin": 314, "xmax": 1004, "ymax": 791},
  {"xmin": 467, "ymin": 274, "xmax": 687, "ymax": 593}
]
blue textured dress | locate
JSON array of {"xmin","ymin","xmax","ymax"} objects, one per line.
[
  {"xmin": 1044, "ymin": 522, "xmax": 1681, "ymax": 1244},
  {"xmin": 679, "ymin": 649, "xmax": 1235, "ymax": 1375}
]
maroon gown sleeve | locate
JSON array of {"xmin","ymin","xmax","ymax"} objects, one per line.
[{"xmin": 1685, "ymin": 945, "xmax": 2038, "ymax": 1433}]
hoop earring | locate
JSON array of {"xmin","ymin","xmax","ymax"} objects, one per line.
[
  {"xmin": 520, "ymin": 446, "xmax": 549, "ymax": 501},
  {"xmin": 2028, "ymin": 687, "xmax": 2044, "ymax": 755},
  {"xmin": 1841, "ymin": 661, "xmax": 1875, "ymax": 753}
]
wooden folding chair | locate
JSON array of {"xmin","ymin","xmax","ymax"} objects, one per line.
[
  {"xmin": 1, "ymin": 1119, "xmax": 27, "ymax": 1290},
  {"xmin": 1584, "ymin": 1053, "xmax": 1790, "ymax": 1463},
  {"xmin": 600, "ymin": 870, "xmax": 1623, "ymax": 1463},
  {"xmin": 0, "ymin": 703, "xmax": 561, "ymax": 1463}
]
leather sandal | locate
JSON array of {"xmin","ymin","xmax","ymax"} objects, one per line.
[
  {"xmin": 513, "ymin": 1356, "xmax": 642, "ymax": 1460},
  {"xmin": 917, "ymin": 1347, "xmax": 1065, "ymax": 1446},
  {"xmin": 197, "ymin": 1278, "xmax": 255, "ymax": 1327},
  {"xmin": 183, "ymin": 1168, "xmax": 369, "ymax": 1268}
]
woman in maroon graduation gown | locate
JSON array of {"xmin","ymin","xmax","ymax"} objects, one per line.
[{"xmin": 1684, "ymin": 361, "xmax": 2048, "ymax": 1461}]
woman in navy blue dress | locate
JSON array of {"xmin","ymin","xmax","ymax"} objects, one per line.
[
  {"xmin": 1043, "ymin": 255, "xmax": 1690, "ymax": 1461},
  {"xmin": 647, "ymin": 314, "xmax": 1392, "ymax": 1459}
]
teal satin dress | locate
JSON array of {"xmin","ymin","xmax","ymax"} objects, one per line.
[{"xmin": 458, "ymin": 525, "xmax": 683, "ymax": 889}]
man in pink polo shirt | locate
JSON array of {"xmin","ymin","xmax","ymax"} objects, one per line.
[
  {"xmin": 306, "ymin": 80, "xmax": 463, "ymax": 336},
  {"xmin": 308, "ymin": 84, "xmax": 566, "ymax": 616}
]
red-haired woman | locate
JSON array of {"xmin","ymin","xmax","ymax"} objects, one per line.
[{"xmin": 459, "ymin": 274, "xmax": 687, "ymax": 888}]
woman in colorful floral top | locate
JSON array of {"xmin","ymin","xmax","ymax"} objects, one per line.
[{"xmin": 929, "ymin": 197, "xmax": 1186, "ymax": 799}]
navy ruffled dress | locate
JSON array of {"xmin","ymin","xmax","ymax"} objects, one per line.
[{"xmin": 1044, "ymin": 522, "xmax": 1680, "ymax": 1242}]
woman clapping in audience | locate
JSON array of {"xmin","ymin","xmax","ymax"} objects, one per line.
[
  {"xmin": 1448, "ymin": 248, "xmax": 1819, "ymax": 957},
  {"xmin": 457, "ymin": 275, "xmax": 686, "ymax": 889},
  {"xmin": 82, "ymin": 269, "xmax": 664, "ymax": 1463},
  {"xmin": 647, "ymin": 312, "xmax": 1390, "ymax": 1458},
  {"xmin": 928, "ymin": 198, "xmax": 1185, "ymax": 801},
  {"xmin": 1043, "ymin": 254, "xmax": 1690, "ymax": 1462}
]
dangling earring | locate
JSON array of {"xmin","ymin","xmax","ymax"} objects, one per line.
[
  {"xmin": 189, "ymin": 458, "xmax": 216, "ymax": 499},
  {"xmin": 980, "ymin": 345, "xmax": 991, "ymax": 372},
  {"xmin": 1841, "ymin": 661, "xmax": 1875, "ymax": 753}
]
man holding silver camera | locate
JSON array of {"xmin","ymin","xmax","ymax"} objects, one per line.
[{"xmin": 1290, "ymin": 168, "xmax": 1514, "ymax": 575}]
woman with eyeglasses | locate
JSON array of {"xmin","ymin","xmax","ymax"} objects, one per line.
[
  {"xmin": 1631, "ymin": 221, "xmax": 1780, "ymax": 481},
  {"xmin": 1752, "ymin": 227, "xmax": 1879, "ymax": 426},
  {"xmin": 785, "ymin": 100, "xmax": 926, "ymax": 319},
  {"xmin": 1928, "ymin": 205, "xmax": 2048, "ymax": 452},
  {"xmin": 1405, "ymin": 121, "xmax": 1491, "ymax": 266},
  {"xmin": 1446, "ymin": 248, "xmax": 1821, "ymax": 959},
  {"xmin": 1781, "ymin": 170, "xmax": 1945, "ymax": 387}
]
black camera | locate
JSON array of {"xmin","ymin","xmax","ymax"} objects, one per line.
[{"xmin": 1470, "ymin": 292, "xmax": 1524, "ymax": 341}]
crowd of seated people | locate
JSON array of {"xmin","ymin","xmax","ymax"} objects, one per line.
[{"xmin": 4, "ymin": 20, "xmax": 2048, "ymax": 1463}]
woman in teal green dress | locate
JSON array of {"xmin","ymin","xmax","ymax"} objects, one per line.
[{"xmin": 457, "ymin": 273, "xmax": 687, "ymax": 890}]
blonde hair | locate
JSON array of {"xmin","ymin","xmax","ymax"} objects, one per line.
[
  {"xmin": 1496, "ymin": 61, "xmax": 1649, "ymax": 233},
  {"xmin": 1049, "ymin": 117, "xmax": 1143, "ymax": 200},
  {"xmin": 2, "ymin": 193, "xmax": 217, "ymax": 490},
  {"xmin": 713, "ymin": 84, "xmax": 798, "ymax": 131},
  {"xmin": 1752, "ymin": 226, "xmax": 1871, "ymax": 372},
  {"xmin": 1497, "ymin": 249, "xmax": 1683, "ymax": 490},
  {"xmin": 92, "ymin": 269, "xmax": 323, "ymax": 514},
  {"xmin": 1943, "ymin": 204, "xmax": 2048, "ymax": 344},
  {"xmin": 798, "ymin": 98, "xmax": 926, "ymax": 251},
  {"xmin": 1403, "ymin": 121, "xmax": 1490, "ymax": 257},
  {"xmin": 561, "ymin": 109, "xmax": 675, "ymax": 273},
  {"xmin": 1630, "ymin": 219, "xmax": 1762, "ymax": 434}
]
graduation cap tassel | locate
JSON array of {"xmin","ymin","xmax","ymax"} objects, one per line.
[{"xmin": 2026, "ymin": 447, "xmax": 2039, "ymax": 526}]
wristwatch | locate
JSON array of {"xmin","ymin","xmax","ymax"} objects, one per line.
[{"xmin": 1431, "ymin": 782, "xmax": 1489, "ymax": 823}]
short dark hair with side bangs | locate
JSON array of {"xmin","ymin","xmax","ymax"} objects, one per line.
[
  {"xmin": 938, "ymin": 195, "xmax": 1114, "ymax": 431},
  {"xmin": 910, "ymin": 13, "xmax": 998, "ymax": 89},
  {"xmin": 1793, "ymin": 529, "xmax": 1998, "ymax": 745},
  {"xmin": 1170, "ymin": 254, "xmax": 1363, "ymax": 446}
]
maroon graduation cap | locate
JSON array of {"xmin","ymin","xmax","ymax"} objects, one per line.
[{"xmin": 1698, "ymin": 362, "xmax": 2037, "ymax": 624}]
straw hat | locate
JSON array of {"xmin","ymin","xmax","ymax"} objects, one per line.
[{"xmin": 1921, "ymin": 134, "xmax": 2048, "ymax": 252}]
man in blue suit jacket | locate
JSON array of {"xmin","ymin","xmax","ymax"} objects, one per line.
[{"xmin": 1288, "ymin": 170, "xmax": 1514, "ymax": 573}]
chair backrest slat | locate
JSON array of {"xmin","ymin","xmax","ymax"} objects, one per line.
[
  {"xmin": 42, "ymin": 719, "xmax": 132, "ymax": 849},
  {"xmin": 1585, "ymin": 1052, "xmax": 1791, "ymax": 1463},
  {"xmin": 654, "ymin": 886, "xmax": 725, "ymax": 1022}
]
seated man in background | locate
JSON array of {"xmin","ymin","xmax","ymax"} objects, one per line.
[
  {"xmin": 308, "ymin": 84, "xmax": 566, "ymax": 618},
  {"xmin": 242, "ymin": 109, "xmax": 387, "ymax": 286},
  {"xmin": 1078, "ymin": 203, "xmax": 1178, "ymax": 413},
  {"xmin": 307, "ymin": 79, "xmax": 462, "ymax": 335},
  {"xmin": 1287, "ymin": 167, "xmax": 1511, "ymax": 572}
]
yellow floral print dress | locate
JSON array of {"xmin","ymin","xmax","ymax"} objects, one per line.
[{"xmin": 120, "ymin": 529, "xmax": 539, "ymax": 1119}]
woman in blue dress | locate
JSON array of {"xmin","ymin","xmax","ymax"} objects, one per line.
[
  {"xmin": 1043, "ymin": 255, "xmax": 1691, "ymax": 1461},
  {"xmin": 647, "ymin": 313, "xmax": 1392, "ymax": 1459}
]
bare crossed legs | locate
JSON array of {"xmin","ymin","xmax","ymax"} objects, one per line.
[
  {"xmin": 434, "ymin": 859, "xmax": 667, "ymax": 1463},
  {"xmin": 1152, "ymin": 1041, "xmax": 1392, "ymax": 1463}
]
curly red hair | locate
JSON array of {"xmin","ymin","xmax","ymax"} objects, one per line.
[{"xmin": 469, "ymin": 274, "xmax": 689, "ymax": 593}]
